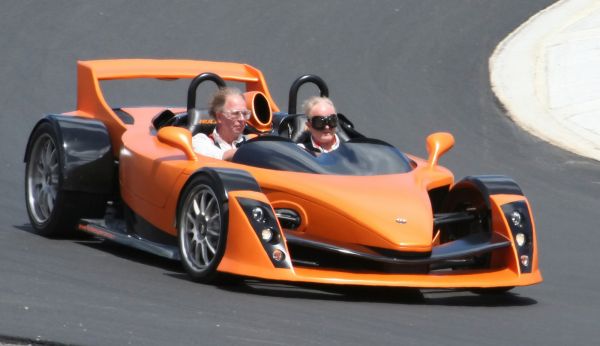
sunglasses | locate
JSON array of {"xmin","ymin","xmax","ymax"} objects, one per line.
[
  {"xmin": 221, "ymin": 109, "xmax": 251, "ymax": 120},
  {"xmin": 309, "ymin": 114, "xmax": 338, "ymax": 130}
]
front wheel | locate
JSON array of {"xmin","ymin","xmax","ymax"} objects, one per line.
[{"xmin": 177, "ymin": 175, "xmax": 228, "ymax": 283}]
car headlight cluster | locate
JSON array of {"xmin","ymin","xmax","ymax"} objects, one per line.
[
  {"xmin": 502, "ymin": 201, "xmax": 533, "ymax": 273},
  {"xmin": 238, "ymin": 198, "xmax": 290, "ymax": 268},
  {"xmin": 510, "ymin": 210, "xmax": 527, "ymax": 248}
]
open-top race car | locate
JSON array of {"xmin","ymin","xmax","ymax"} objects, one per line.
[{"xmin": 24, "ymin": 59, "xmax": 542, "ymax": 291}]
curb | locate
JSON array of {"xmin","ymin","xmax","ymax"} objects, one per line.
[{"xmin": 490, "ymin": 0, "xmax": 600, "ymax": 162}]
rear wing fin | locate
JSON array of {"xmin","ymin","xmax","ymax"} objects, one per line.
[
  {"xmin": 77, "ymin": 59, "xmax": 278, "ymax": 115},
  {"xmin": 75, "ymin": 59, "xmax": 279, "ymax": 153}
]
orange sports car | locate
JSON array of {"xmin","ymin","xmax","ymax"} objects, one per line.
[{"xmin": 24, "ymin": 59, "xmax": 542, "ymax": 292}]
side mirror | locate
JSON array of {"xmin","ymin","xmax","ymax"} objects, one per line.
[
  {"xmin": 426, "ymin": 132, "xmax": 454, "ymax": 167},
  {"xmin": 157, "ymin": 126, "xmax": 198, "ymax": 161}
]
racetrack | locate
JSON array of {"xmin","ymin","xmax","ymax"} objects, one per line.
[{"xmin": 2, "ymin": 1, "xmax": 599, "ymax": 345}]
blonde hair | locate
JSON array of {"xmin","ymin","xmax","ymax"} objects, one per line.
[{"xmin": 302, "ymin": 96, "xmax": 335, "ymax": 116}]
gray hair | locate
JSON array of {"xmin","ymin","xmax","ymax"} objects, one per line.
[
  {"xmin": 302, "ymin": 96, "xmax": 335, "ymax": 116},
  {"xmin": 209, "ymin": 87, "xmax": 244, "ymax": 118}
]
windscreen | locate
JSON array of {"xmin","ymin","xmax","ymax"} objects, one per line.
[{"xmin": 233, "ymin": 137, "xmax": 413, "ymax": 175}]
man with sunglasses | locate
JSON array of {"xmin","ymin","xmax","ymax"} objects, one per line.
[
  {"xmin": 299, "ymin": 96, "xmax": 340, "ymax": 154},
  {"xmin": 192, "ymin": 87, "xmax": 250, "ymax": 160}
]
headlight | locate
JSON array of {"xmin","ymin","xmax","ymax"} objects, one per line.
[
  {"xmin": 272, "ymin": 249, "xmax": 285, "ymax": 262},
  {"xmin": 510, "ymin": 210, "xmax": 523, "ymax": 228},
  {"xmin": 515, "ymin": 232, "xmax": 526, "ymax": 247},
  {"xmin": 261, "ymin": 228, "xmax": 274, "ymax": 242},
  {"xmin": 502, "ymin": 201, "xmax": 534, "ymax": 274},
  {"xmin": 520, "ymin": 255, "xmax": 529, "ymax": 267},
  {"xmin": 252, "ymin": 207, "xmax": 265, "ymax": 222}
]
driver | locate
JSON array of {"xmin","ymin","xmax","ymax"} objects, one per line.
[
  {"xmin": 192, "ymin": 87, "xmax": 250, "ymax": 160},
  {"xmin": 298, "ymin": 96, "xmax": 340, "ymax": 154}
]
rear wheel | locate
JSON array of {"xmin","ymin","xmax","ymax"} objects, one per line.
[
  {"xmin": 177, "ymin": 175, "xmax": 228, "ymax": 283},
  {"xmin": 25, "ymin": 123, "xmax": 78, "ymax": 236}
]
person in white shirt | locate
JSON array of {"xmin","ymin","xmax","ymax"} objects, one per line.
[
  {"xmin": 192, "ymin": 87, "xmax": 250, "ymax": 161},
  {"xmin": 298, "ymin": 96, "xmax": 340, "ymax": 154}
]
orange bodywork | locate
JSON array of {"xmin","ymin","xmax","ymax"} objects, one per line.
[{"xmin": 66, "ymin": 59, "xmax": 542, "ymax": 288}]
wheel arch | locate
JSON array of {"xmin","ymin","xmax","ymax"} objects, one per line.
[
  {"xmin": 176, "ymin": 167, "xmax": 261, "ymax": 226},
  {"xmin": 438, "ymin": 175, "xmax": 525, "ymax": 243},
  {"xmin": 442, "ymin": 175, "xmax": 534, "ymax": 274},
  {"xmin": 185, "ymin": 167, "xmax": 261, "ymax": 200},
  {"xmin": 24, "ymin": 114, "xmax": 115, "ymax": 195},
  {"xmin": 448, "ymin": 175, "xmax": 524, "ymax": 209}
]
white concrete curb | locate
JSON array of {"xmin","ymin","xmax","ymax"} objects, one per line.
[{"xmin": 490, "ymin": 0, "xmax": 600, "ymax": 162}]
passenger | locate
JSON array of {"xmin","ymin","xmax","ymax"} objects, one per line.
[
  {"xmin": 192, "ymin": 87, "xmax": 250, "ymax": 161},
  {"xmin": 298, "ymin": 96, "xmax": 340, "ymax": 154}
]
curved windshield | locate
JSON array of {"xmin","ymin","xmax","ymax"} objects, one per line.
[{"xmin": 233, "ymin": 137, "xmax": 413, "ymax": 175}]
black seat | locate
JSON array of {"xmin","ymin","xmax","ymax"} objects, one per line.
[
  {"xmin": 152, "ymin": 109, "xmax": 218, "ymax": 137},
  {"xmin": 278, "ymin": 114, "xmax": 308, "ymax": 142}
]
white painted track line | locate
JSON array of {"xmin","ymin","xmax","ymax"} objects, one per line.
[{"xmin": 490, "ymin": 0, "xmax": 600, "ymax": 162}]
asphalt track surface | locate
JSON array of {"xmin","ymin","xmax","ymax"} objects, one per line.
[{"xmin": 1, "ymin": 1, "xmax": 599, "ymax": 345}]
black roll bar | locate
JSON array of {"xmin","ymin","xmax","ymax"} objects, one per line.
[
  {"xmin": 288, "ymin": 74, "xmax": 329, "ymax": 114},
  {"xmin": 187, "ymin": 73, "xmax": 227, "ymax": 129}
]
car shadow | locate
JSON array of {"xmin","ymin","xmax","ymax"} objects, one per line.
[
  {"xmin": 14, "ymin": 223, "xmax": 90, "ymax": 240},
  {"xmin": 15, "ymin": 223, "xmax": 538, "ymax": 307},
  {"xmin": 14, "ymin": 223, "xmax": 184, "ymax": 273},
  {"xmin": 210, "ymin": 279, "xmax": 537, "ymax": 307},
  {"xmin": 213, "ymin": 279, "xmax": 427, "ymax": 304},
  {"xmin": 419, "ymin": 289, "xmax": 538, "ymax": 307},
  {"xmin": 78, "ymin": 240, "xmax": 185, "ymax": 273}
]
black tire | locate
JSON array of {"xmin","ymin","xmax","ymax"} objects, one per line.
[
  {"xmin": 177, "ymin": 174, "xmax": 229, "ymax": 283},
  {"xmin": 25, "ymin": 122, "xmax": 79, "ymax": 237}
]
